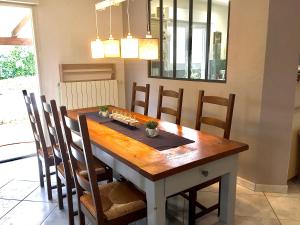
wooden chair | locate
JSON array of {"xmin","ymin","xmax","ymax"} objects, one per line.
[
  {"xmin": 60, "ymin": 109, "xmax": 147, "ymax": 225},
  {"xmin": 41, "ymin": 98, "xmax": 113, "ymax": 225},
  {"xmin": 156, "ymin": 86, "xmax": 184, "ymax": 125},
  {"xmin": 22, "ymin": 90, "xmax": 55, "ymax": 200},
  {"xmin": 131, "ymin": 82, "xmax": 150, "ymax": 115},
  {"xmin": 187, "ymin": 90, "xmax": 235, "ymax": 225}
]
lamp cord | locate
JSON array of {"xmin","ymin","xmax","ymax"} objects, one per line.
[
  {"xmin": 95, "ymin": 9, "xmax": 99, "ymax": 38},
  {"xmin": 146, "ymin": 0, "xmax": 150, "ymax": 33},
  {"xmin": 109, "ymin": 2, "xmax": 112, "ymax": 36},
  {"xmin": 127, "ymin": 0, "xmax": 131, "ymax": 34}
]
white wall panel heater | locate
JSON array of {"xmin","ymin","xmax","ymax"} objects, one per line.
[{"xmin": 58, "ymin": 80, "xmax": 119, "ymax": 110}]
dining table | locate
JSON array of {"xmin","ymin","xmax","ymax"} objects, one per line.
[{"xmin": 68, "ymin": 106, "xmax": 249, "ymax": 225}]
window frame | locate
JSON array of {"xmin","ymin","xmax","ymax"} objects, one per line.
[{"xmin": 147, "ymin": 0, "xmax": 231, "ymax": 83}]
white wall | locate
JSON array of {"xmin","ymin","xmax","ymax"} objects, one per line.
[{"xmin": 32, "ymin": 0, "xmax": 126, "ymax": 107}]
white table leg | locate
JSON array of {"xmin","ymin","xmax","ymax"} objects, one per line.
[
  {"xmin": 145, "ymin": 179, "xmax": 166, "ymax": 225},
  {"xmin": 219, "ymin": 157, "xmax": 238, "ymax": 225}
]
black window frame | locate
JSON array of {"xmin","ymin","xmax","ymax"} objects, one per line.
[{"xmin": 147, "ymin": 0, "xmax": 231, "ymax": 83}]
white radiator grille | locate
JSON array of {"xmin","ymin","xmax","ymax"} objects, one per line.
[{"xmin": 58, "ymin": 80, "xmax": 119, "ymax": 110}]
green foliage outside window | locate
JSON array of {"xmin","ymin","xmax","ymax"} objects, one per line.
[{"xmin": 0, "ymin": 46, "xmax": 36, "ymax": 80}]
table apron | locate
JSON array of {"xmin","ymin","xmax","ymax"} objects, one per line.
[
  {"xmin": 165, "ymin": 154, "xmax": 238, "ymax": 196},
  {"xmin": 92, "ymin": 144, "xmax": 152, "ymax": 191},
  {"xmin": 92, "ymin": 143, "xmax": 238, "ymax": 196}
]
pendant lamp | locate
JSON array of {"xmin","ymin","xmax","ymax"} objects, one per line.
[
  {"xmin": 91, "ymin": 9, "xmax": 104, "ymax": 58},
  {"xmin": 104, "ymin": 4, "xmax": 120, "ymax": 58},
  {"xmin": 121, "ymin": 0, "xmax": 139, "ymax": 58},
  {"xmin": 139, "ymin": 1, "xmax": 159, "ymax": 60},
  {"xmin": 139, "ymin": 32, "xmax": 159, "ymax": 60}
]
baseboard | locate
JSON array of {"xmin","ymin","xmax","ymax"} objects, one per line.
[
  {"xmin": 237, "ymin": 176, "xmax": 256, "ymax": 191},
  {"xmin": 237, "ymin": 176, "xmax": 288, "ymax": 193}
]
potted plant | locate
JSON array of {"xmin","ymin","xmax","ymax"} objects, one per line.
[
  {"xmin": 99, "ymin": 105, "xmax": 109, "ymax": 117},
  {"xmin": 145, "ymin": 120, "xmax": 159, "ymax": 137}
]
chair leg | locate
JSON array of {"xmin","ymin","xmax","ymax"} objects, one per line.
[
  {"xmin": 56, "ymin": 175, "xmax": 63, "ymax": 210},
  {"xmin": 218, "ymin": 181, "xmax": 221, "ymax": 217},
  {"xmin": 66, "ymin": 184, "xmax": 75, "ymax": 225},
  {"xmin": 188, "ymin": 190, "xmax": 197, "ymax": 225},
  {"xmin": 45, "ymin": 164, "xmax": 52, "ymax": 200},
  {"xmin": 78, "ymin": 208, "xmax": 85, "ymax": 225},
  {"xmin": 37, "ymin": 157, "xmax": 44, "ymax": 188}
]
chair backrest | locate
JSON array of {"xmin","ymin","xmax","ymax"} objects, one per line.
[
  {"xmin": 131, "ymin": 82, "xmax": 150, "ymax": 115},
  {"xmin": 40, "ymin": 96, "xmax": 70, "ymax": 174},
  {"xmin": 60, "ymin": 106, "xmax": 105, "ymax": 223},
  {"xmin": 195, "ymin": 90, "xmax": 235, "ymax": 139},
  {"xmin": 22, "ymin": 90, "xmax": 49, "ymax": 158},
  {"xmin": 156, "ymin": 85, "xmax": 184, "ymax": 125}
]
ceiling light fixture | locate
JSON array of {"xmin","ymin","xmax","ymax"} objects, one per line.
[
  {"xmin": 139, "ymin": 1, "xmax": 159, "ymax": 60},
  {"xmin": 121, "ymin": 0, "xmax": 139, "ymax": 59},
  {"xmin": 104, "ymin": 3, "xmax": 120, "ymax": 58},
  {"xmin": 91, "ymin": 9, "xmax": 104, "ymax": 58}
]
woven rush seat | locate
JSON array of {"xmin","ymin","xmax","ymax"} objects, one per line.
[{"xmin": 80, "ymin": 181, "xmax": 146, "ymax": 220}]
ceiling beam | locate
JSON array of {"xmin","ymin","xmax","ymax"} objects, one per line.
[
  {"xmin": 0, "ymin": 37, "xmax": 32, "ymax": 45},
  {"xmin": 11, "ymin": 14, "xmax": 30, "ymax": 37}
]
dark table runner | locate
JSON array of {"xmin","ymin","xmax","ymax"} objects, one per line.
[{"xmin": 83, "ymin": 112, "xmax": 194, "ymax": 151}]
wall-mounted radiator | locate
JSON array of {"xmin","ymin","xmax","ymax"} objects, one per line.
[
  {"xmin": 58, "ymin": 63, "xmax": 118, "ymax": 110},
  {"xmin": 58, "ymin": 80, "xmax": 119, "ymax": 110}
]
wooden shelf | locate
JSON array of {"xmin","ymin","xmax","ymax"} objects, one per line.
[{"xmin": 59, "ymin": 63, "xmax": 115, "ymax": 82}]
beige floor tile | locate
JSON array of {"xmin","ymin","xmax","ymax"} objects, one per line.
[
  {"xmin": 265, "ymin": 192, "xmax": 300, "ymax": 198},
  {"xmin": 280, "ymin": 220, "xmax": 300, "ymax": 225},
  {"xmin": 237, "ymin": 185, "xmax": 264, "ymax": 196},
  {"xmin": 197, "ymin": 191, "xmax": 219, "ymax": 207},
  {"xmin": 0, "ymin": 200, "xmax": 56, "ymax": 225},
  {"xmin": 201, "ymin": 183, "xmax": 264, "ymax": 196},
  {"xmin": 25, "ymin": 186, "xmax": 58, "ymax": 203},
  {"xmin": 0, "ymin": 198, "xmax": 20, "ymax": 219},
  {"xmin": 41, "ymin": 207, "xmax": 79, "ymax": 225},
  {"xmin": 235, "ymin": 216, "xmax": 280, "ymax": 225},
  {"xmin": 267, "ymin": 196, "xmax": 300, "ymax": 220},
  {"xmin": 0, "ymin": 180, "xmax": 38, "ymax": 200},
  {"xmin": 195, "ymin": 213, "xmax": 280, "ymax": 225},
  {"xmin": 235, "ymin": 194, "xmax": 276, "ymax": 218},
  {"xmin": 196, "ymin": 212, "xmax": 222, "ymax": 225}
]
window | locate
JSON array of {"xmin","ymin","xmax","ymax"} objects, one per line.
[{"xmin": 149, "ymin": 0, "xmax": 230, "ymax": 82}]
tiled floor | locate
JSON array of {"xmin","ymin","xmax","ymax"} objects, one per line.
[{"xmin": 0, "ymin": 157, "xmax": 300, "ymax": 225}]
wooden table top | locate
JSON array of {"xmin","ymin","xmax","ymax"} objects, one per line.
[{"xmin": 68, "ymin": 107, "xmax": 249, "ymax": 181}]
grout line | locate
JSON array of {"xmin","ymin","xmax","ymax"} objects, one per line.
[
  {"xmin": 0, "ymin": 197, "xmax": 23, "ymax": 221},
  {"xmin": 15, "ymin": 179, "xmax": 40, "ymax": 182},
  {"xmin": 39, "ymin": 205, "xmax": 58, "ymax": 225},
  {"xmin": 263, "ymin": 192, "xmax": 282, "ymax": 225},
  {"xmin": 0, "ymin": 179, "xmax": 13, "ymax": 190},
  {"xmin": 21, "ymin": 185, "xmax": 40, "ymax": 201}
]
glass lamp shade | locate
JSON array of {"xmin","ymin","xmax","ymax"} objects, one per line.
[
  {"xmin": 121, "ymin": 34, "xmax": 139, "ymax": 58},
  {"xmin": 104, "ymin": 36, "xmax": 120, "ymax": 58},
  {"xmin": 91, "ymin": 38, "xmax": 104, "ymax": 58},
  {"xmin": 139, "ymin": 34, "xmax": 159, "ymax": 60}
]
